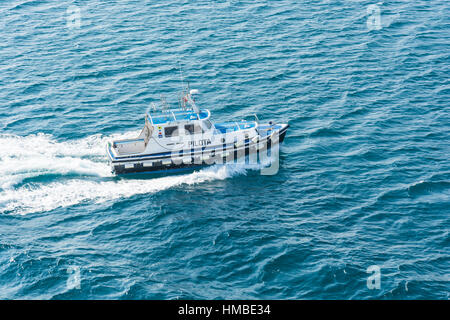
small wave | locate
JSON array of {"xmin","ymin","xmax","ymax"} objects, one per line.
[
  {"xmin": 309, "ymin": 126, "xmax": 342, "ymax": 138},
  {"xmin": 407, "ymin": 180, "xmax": 450, "ymax": 198}
]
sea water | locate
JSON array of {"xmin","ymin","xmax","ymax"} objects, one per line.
[{"xmin": 0, "ymin": 0, "xmax": 449, "ymax": 299}]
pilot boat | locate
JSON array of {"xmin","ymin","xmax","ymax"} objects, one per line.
[{"xmin": 106, "ymin": 89, "xmax": 288, "ymax": 175}]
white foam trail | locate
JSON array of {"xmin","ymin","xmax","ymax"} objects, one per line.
[
  {"xmin": 0, "ymin": 164, "xmax": 249, "ymax": 215},
  {"xmin": 0, "ymin": 132, "xmax": 138, "ymax": 189},
  {"xmin": 0, "ymin": 133, "xmax": 266, "ymax": 215}
]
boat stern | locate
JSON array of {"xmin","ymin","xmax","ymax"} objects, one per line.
[{"xmin": 105, "ymin": 141, "xmax": 116, "ymax": 168}]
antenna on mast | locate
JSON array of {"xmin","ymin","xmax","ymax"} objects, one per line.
[
  {"xmin": 160, "ymin": 94, "xmax": 168, "ymax": 112},
  {"xmin": 179, "ymin": 62, "xmax": 189, "ymax": 110},
  {"xmin": 178, "ymin": 62, "xmax": 185, "ymax": 94}
]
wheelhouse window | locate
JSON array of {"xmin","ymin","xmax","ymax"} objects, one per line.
[
  {"xmin": 164, "ymin": 126, "xmax": 179, "ymax": 137},
  {"xmin": 203, "ymin": 120, "xmax": 212, "ymax": 129},
  {"xmin": 184, "ymin": 124, "xmax": 203, "ymax": 135}
]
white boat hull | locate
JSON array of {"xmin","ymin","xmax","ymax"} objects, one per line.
[{"xmin": 107, "ymin": 124, "xmax": 288, "ymax": 175}]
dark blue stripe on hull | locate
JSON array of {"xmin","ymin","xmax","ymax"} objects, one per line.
[{"xmin": 114, "ymin": 162, "xmax": 205, "ymax": 175}]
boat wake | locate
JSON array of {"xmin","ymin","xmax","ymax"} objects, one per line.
[
  {"xmin": 0, "ymin": 133, "xmax": 257, "ymax": 215},
  {"xmin": 0, "ymin": 133, "xmax": 114, "ymax": 190}
]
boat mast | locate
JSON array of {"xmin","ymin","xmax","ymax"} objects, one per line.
[
  {"xmin": 179, "ymin": 63, "xmax": 187, "ymax": 110},
  {"xmin": 178, "ymin": 64, "xmax": 199, "ymax": 113}
]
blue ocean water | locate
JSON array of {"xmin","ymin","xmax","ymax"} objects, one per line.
[{"xmin": 0, "ymin": 0, "xmax": 449, "ymax": 299}]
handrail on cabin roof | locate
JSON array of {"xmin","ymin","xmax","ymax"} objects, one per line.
[{"xmin": 147, "ymin": 108, "xmax": 210, "ymax": 126}]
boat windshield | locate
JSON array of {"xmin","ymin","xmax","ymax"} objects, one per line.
[{"xmin": 203, "ymin": 119, "xmax": 212, "ymax": 129}]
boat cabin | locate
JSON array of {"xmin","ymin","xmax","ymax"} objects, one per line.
[
  {"xmin": 147, "ymin": 108, "xmax": 213, "ymax": 140},
  {"xmin": 111, "ymin": 106, "xmax": 258, "ymax": 157}
]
